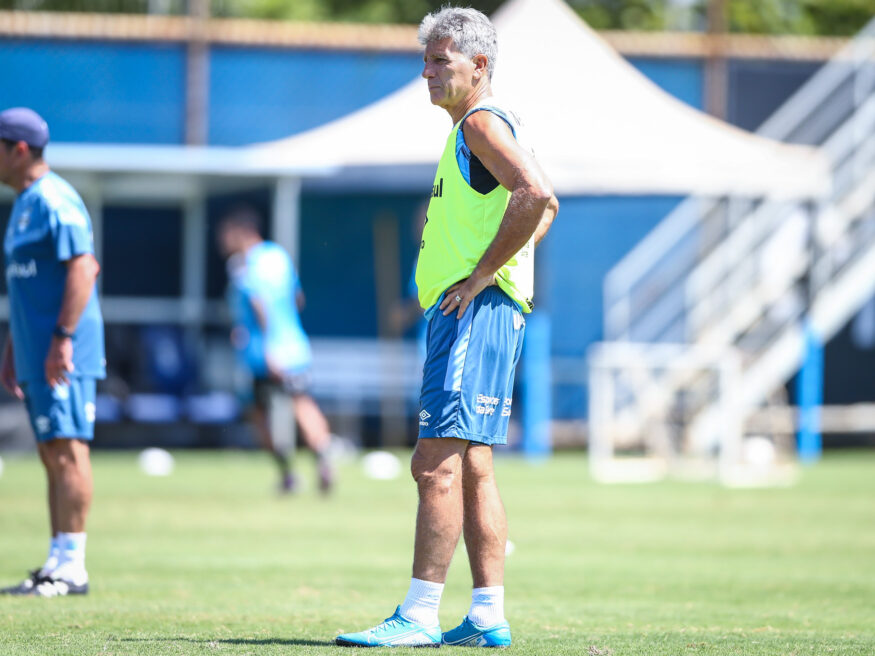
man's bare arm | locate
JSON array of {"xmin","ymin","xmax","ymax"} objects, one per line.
[
  {"xmin": 534, "ymin": 194, "xmax": 559, "ymax": 246},
  {"xmin": 440, "ymin": 110, "xmax": 555, "ymax": 318},
  {"xmin": 55, "ymin": 254, "xmax": 100, "ymax": 333},
  {"xmin": 45, "ymin": 253, "xmax": 100, "ymax": 386}
]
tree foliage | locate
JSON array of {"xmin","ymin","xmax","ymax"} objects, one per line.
[
  {"xmin": 569, "ymin": 0, "xmax": 672, "ymax": 31},
  {"xmin": 0, "ymin": 0, "xmax": 872, "ymax": 36},
  {"xmin": 212, "ymin": 0, "xmax": 505, "ymax": 24},
  {"xmin": 569, "ymin": 0, "xmax": 875, "ymax": 36}
]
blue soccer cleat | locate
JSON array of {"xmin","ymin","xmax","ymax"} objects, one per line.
[
  {"xmin": 441, "ymin": 616, "xmax": 512, "ymax": 647},
  {"xmin": 336, "ymin": 606, "xmax": 441, "ymax": 648}
]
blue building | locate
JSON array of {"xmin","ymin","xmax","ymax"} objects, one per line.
[{"xmin": 0, "ymin": 6, "xmax": 840, "ymax": 442}]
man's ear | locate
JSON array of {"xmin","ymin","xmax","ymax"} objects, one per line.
[
  {"xmin": 472, "ymin": 54, "xmax": 489, "ymax": 79},
  {"xmin": 15, "ymin": 141, "xmax": 32, "ymax": 160}
]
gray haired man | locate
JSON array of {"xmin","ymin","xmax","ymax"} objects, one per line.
[{"xmin": 336, "ymin": 6, "xmax": 557, "ymax": 648}]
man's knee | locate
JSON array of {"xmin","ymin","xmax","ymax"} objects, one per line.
[
  {"xmin": 463, "ymin": 444, "xmax": 495, "ymax": 486},
  {"xmin": 41, "ymin": 439, "xmax": 89, "ymax": 473},
  {"xmin": 410, "ymin": 439, "xmax": 466, "ymax": 493},
  {"xmin": 37, "ymin": 442, "xmax": 53, "ymax": 470},
  {"xmin": 412, "ymin": 462, "xmax": 457, "ymax": 496}
]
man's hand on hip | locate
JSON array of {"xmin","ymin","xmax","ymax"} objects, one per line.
[
  {"xmin": 45, "ymin": 336, "xmax": 74, "ymax": 387},
  {"xmin": 440, "ymin": 271, "xmax": 495, "ymax": 319}
]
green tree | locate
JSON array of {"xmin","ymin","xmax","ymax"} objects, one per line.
[
  {"xmin": 793, "ymin": 0, "xmax": 875, "ymax": 36},
  {"xmin": 0, "ymin": 0, "xmax": 872, "ymax": 36},
  {"xmin": 213, "ymin": 0, "xmax": 505, "ymax": 23},
  {"xmin": 568, "ymin": 0, "xmax": 670, "ymax": 31},
  {"xmin": 569, "ymin": 0, "xmax": 874, "ymax": 35}
]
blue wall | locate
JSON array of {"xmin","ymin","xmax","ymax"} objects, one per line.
[
  {"xmin": 543, "ymin": 195, "xmax": 685, "ymax": 356},
  {"xmin": 631, "ymin": 58, "xmax": 704, "ymax": 109},
  {"xmin": 0, "ymin": 37, "xmax": 826, "ymax": 419},
  {"xmin": 0, "ymin": 40, "xmax": 706, "ymax": 144},
  {"xmin": 0, "ymin": 38, "xmax": 819, "ymax": 147},
  {"xmin": 729, "ymin": 59, "xmax": 822, "ymax": 132},
  {"xmin": 102, "ymin": 206, "xmax": 184, "ymax": 296},
  {"xmin": 298, "ymin": 193, "xmax": 424, "ymax": 337},
  {"xmin": 0, "ymin": 39, "xmax": 185, "ymax": 143},
  {"xmin": 542, "ymin": 195, "xmax": 685, "ymax": 419},
  {"xmin": 209, "ymin": 48, "xmax": 420, "ymax": 145}
]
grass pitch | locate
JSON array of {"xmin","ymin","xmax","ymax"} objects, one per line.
[{"xmin": 0, "ymin": 448, "xmax": 873, "ymax": 655}]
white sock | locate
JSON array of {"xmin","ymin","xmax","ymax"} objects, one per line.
[
  {"xmin": 39, "ymin": 536, "xmax": 61, "ymax": 576},
  {"xmin": 399, "ymin": 578, "xmax": 444, "ymax": 628},
  {"xmin": 53, "ymin": 532, "xmax": 88, "ymax": 584},
  {"xmin": 468, "ymin": 586, "xmax": 505, "ymax": 627}
]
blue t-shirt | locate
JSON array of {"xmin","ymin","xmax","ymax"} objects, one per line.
[
  {"xmin": 4, "ymin": 172, "xmax": 106, "ymax": 383},
  {"xmin": 227, "ymin": 241, "xmax": 311, "ymax": 377}
]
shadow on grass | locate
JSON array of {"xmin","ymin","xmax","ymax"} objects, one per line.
[{"xmin": 120, "ymin": 637, "xmax": 333, "ymax": 647}]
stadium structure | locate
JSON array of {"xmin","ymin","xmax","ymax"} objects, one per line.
[{"xmin": 0, "ymin": 0, "xmax": 871, "ymax": 469}]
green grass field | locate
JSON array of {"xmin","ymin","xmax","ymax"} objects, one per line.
[{"xmin": 0, "ymin": 449, "xmax": 873, "ymax": 655}]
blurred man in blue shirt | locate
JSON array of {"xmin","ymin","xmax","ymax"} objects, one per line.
[
  {"xmin": 0, "ymin": 108, "xmax": 104, "ymax": 597},
  {"xmin": 219, "ymin": 207, "xmax": 334, "ymax": 494}
]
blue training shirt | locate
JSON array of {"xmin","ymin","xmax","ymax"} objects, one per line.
[
  {"xmin": 4, "ymin": 172, "xmax": 105, "ymax": 382},
  {"xmin": 226, "ymin": 240, "xmax": 311, "ymax": 377}
]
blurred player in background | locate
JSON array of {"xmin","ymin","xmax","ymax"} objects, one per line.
[
  {"xmin": 218, "ymin": 207, "xmax": 334, "ymax": 494},
  {"xmin": 0, "ymin": 107, "xmax": 105, "ymax": 597},
  {"xmin": 336, "ymin": 7, "xmax": 558, "ymax": 648}
]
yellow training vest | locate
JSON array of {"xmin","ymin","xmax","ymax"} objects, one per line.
[{"xmin": 415, "ymin": 103, "xmax": 534, "ymax": 314}]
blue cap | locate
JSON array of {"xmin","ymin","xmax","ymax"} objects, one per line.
[{"xmin": 0, "ymin": 107, "xmax": 50, "ymax": 148}]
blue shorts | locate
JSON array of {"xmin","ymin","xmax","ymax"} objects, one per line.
[
  {"xmin": 418, "ymin": 286, "xmax": 526, "ymax": 446},
  {"xmin": 21, "ymin": 377, "xmax": 97, "ymax": 442}
]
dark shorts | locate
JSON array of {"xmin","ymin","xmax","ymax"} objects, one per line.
[
  {"xmin": 253, "ymin": 372, "xmax": 311, "ymax": 408},
  {"xmin": 21, "ymin": 377, "xmax": 97, "ymax": 442}
]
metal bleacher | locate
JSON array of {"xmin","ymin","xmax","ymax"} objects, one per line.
[{"xmin": 589, "ymin": 18, "xmax": 875, "ymax": 481}]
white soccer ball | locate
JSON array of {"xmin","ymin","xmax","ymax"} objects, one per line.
[
  {"xmin": 505, "ymin": 539, "xmax": 515, "ymax": 556},
  {"xmin": 362, "ymin": 451, "xmax": 401, "ymax": 480},
  {"xmin": 743, "ymin": 436, "xmax": 776, "ymax": 468},
  {"xmin": 138, "ymin": 447, "xmax": 174, "ymax": 477}
]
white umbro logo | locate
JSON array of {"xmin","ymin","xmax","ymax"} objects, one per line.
[{"xmin": 419, "ymin": 410, "xmax": 431, "ymax": 420}]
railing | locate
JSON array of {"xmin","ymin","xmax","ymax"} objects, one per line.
[
  {"xmin": 595, "ymin": 112, "xmax": 875, "ymax": 441},
  {"xmin": 590, "ymin": 18, "xmax": 875, "ymax": 475},
  {"xmin": 604, "ymin": 17, "xmax": 875, "ymax": 345}
]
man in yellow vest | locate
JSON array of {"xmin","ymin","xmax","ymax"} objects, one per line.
[{"xmin": 337, "ymin": 6, "xmax": 558, "ymax": 648}]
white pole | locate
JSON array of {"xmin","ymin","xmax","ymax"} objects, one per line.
[
  {"xmin": 182, "ymin": 186, "xmax": 207, "ymax": 325},
  {"xmin": 270, "ymin": 176, "xmax": 302, "ymax": 454},
  {"xmin": 272, "ymin": 177, "xmax": 302, "ymax": 266}
]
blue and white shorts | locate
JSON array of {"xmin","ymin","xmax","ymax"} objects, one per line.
[
  {"xmin": 21, "ymin": 377, "xmax": 97, "ymax": 442},
  {"xmin": 418, "ymin": 286, "xmax": 526, "ymax": 446}
]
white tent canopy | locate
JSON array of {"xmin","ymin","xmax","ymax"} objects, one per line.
[{"xmin": 247, "ymin": 0, "xmax": 829, "ymax": 198}]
